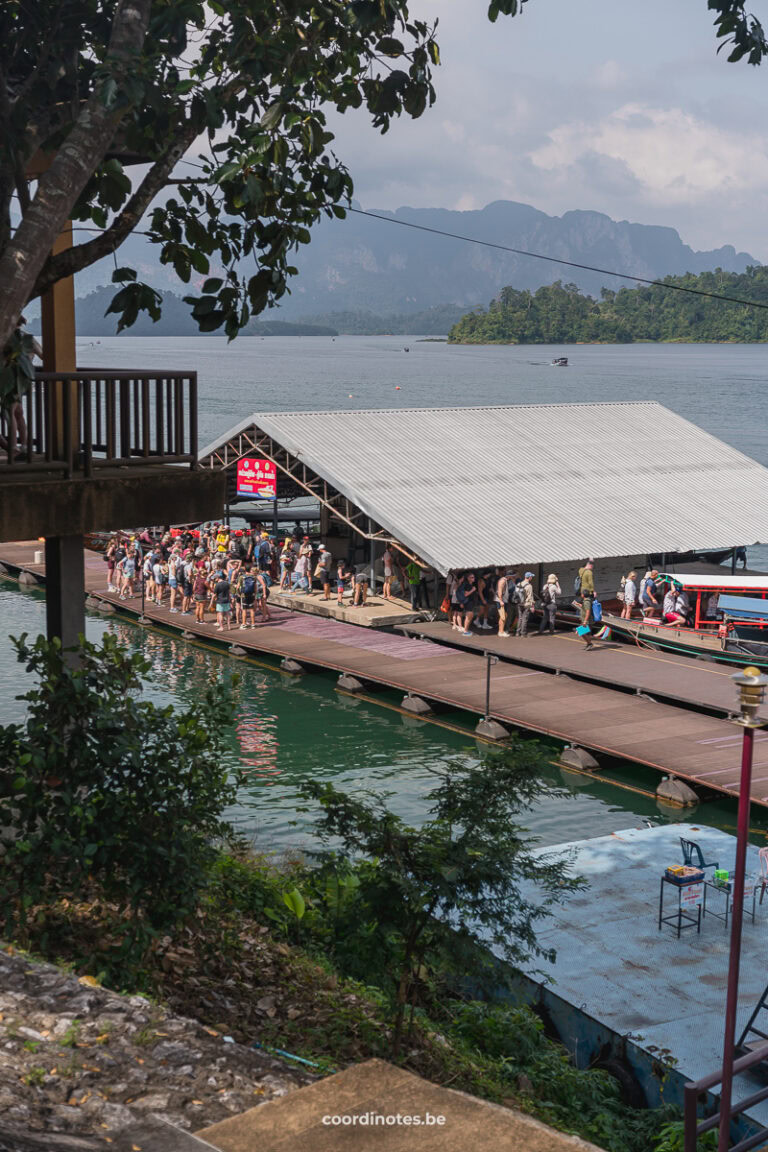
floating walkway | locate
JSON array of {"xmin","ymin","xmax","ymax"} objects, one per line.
[
  {"xmin": 399, "ymin": 620, "xmax": 767, "ymax": 722},
  {"xmin": 2, "ymin": 541, "xmax": 767, "ymax": 808}
]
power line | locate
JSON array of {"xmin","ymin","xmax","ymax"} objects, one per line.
[
  {"xmin": 347, "ymin": 206, "xmax": 768, "ymax": 312},
  {"xmin": 42, "ymin": 207, "xmax": 768, "ymax": 315}
]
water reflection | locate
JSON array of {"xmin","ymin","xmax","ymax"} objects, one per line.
[{"xmin": 0, "ymin": 580, "xmax": 765, "ymax": 855}]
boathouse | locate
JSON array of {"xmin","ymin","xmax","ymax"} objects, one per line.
[{"xmin": 198, "ymin": 401, "xmax": 768, "ymax": 585}]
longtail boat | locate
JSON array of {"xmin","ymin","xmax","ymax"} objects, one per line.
[{"xmin": 602, "ymin": 572, "xmax": 768, "ymax": 669}]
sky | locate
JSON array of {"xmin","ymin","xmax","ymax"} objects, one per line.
[{"xmin": 326, "ymin": 0, "xmax": 768, "ymax": 260}]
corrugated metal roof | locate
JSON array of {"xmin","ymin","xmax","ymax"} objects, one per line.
[{"xmin": 200, "ymin": 402, "xmax": 768, "ymax": 575}]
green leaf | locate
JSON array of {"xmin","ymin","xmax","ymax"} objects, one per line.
[
  {"xmin": 283, "ymin": 887, "xmax": 306, "ymax": 921},
  {"xmin": 260, "ymin": 102, "xmax": 284, "ymax": 130},
  {"xmin": 376, "ymin": 37, "xmax": 404, "ymax": 56}
]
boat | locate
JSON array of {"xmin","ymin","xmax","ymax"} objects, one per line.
[
  {"xmin": 602, "ymin": 572, "xmax": 768, "ymax": 669},
  {"xmin": 551, "ymin": 356, "xmax": 568, "ymax": 366}
]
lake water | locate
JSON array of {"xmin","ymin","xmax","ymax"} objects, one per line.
[{"xmin": 2, "ymin": 338, "xmax": 767, "ymax": 851}]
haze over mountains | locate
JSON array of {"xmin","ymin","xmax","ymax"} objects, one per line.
[{"xmin": 64, "ymin": 200, "xmax": 757, "ymax": 335}]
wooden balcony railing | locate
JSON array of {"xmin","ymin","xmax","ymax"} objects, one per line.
[{"xmin": 0, "ymin": 370, "xmax": 198, "ymax": 478}]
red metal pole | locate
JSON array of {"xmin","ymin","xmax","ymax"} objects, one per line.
[{"xmin": 718, "ymin": 724, "xmax": 755, "ymax": 1152}]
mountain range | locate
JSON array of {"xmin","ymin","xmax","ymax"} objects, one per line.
[{"xmin": 50, "ymin": 199, "xmax": 757, "ymax": 335}]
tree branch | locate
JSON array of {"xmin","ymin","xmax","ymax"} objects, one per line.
[
  {"xmin": 0, "ymin": 0, "xmax": 153, "ymax": 351},
  {"xmin": 31, "ymin": 118, "xmax": 201, "ymax": 299}
]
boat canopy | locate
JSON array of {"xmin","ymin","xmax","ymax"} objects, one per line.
[
  {"xmin": 719, "ymin": 594, "xmax": 768, "ymax": 621},
  {"xmin": 660, "ymin": 572, "xmax": 768, "ymax": 592}
]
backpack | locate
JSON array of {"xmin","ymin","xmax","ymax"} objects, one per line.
[
  {"xmin": 513, "ymin": 583, "xmax": 525, "ymax": 605},
  {"xmin": 592, "ymin": 599, "xmax": 603, "ymax": 623},
  {"xmin": 573, "ymin": 572, "xmax": 582, "ymax": 595},
  {"xmin": 242, "ymin": 574, "xmax": 256, "ymax": 597}
]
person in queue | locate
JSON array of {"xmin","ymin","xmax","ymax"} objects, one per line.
[
  {"xmin": 495, "ymin": 567, "xmax": 511, "ymax": 638},
  {"xmin": 214, "ymin": 567, "xmax": 232, "ymax": 631},
  {"xmin": 515, "ymin": 572, "xmax": 535, "ymax": 637},
  {"xmin": 639, "ymin": 570, "xmax": 661, "ymax": 618},
  {"xmin": 235, "ymin": 562, "xmax": 257, "ymax": 629},
  {"xmin": 538, "ymin": 573, "xmax": 561, "ymax": 635},
  {"xmin": 352, "ymin": 567, "xmax": 369, "ymax": 608},
  {"xmin": 313, "ymin": 542, "xmax": 333, "ymax": 599},
  {"xmin": 578, "ymin": 559, "xmax": 595, "ymax": 627},
  {"xmin": 454, "ymin": 571, "xmax": 477, "ymax": 636},
  {"xmin": 620, "ymin": 570, "xmax": 637, "ymax": 620},
  {"xmin": 335, "ymin": 557, "xmax": 352, "ymax": 605},
  {"xmin": 382, "ymin": 546, "xmax": 394, "ymax": 600},
  {"xmin": 279, "ymin": 537, "xmax": 295, "ymax": 590},
  {"xmin": 475, "ymin": 569, "xmax": 492, "ymax": 630}
]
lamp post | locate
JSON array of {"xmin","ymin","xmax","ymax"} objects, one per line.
[{"xmin": 717, "ymin": 666, "xmax": 768, "ymax": 1152}]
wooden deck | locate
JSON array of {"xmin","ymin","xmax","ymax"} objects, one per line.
[
  {"xmin": 2, "ymin": 541, "xmax": 767, "ymax": 807},
  {"xmin": 398, "ymin": 620, "xmax": 766, "ymax": 722}
]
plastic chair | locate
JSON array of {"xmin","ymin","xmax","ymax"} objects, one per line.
[
  {"xmin": 759, "ymin": 847, "xmax": 768, "ymax": 905},
  {"xmin": 680, "ymin": 837, "xmax": 719, "ymax": 873}
]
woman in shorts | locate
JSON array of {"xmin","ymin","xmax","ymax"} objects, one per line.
[
  {"xmin": 382, "ymin": 547, "xmax": 394, "ymax": 600},
  {"xmin": 256, "ymin": 569, "xmax": 271, "ymax": 623},
  {"xmin": 193, "ymin": 570, "xmax": 208, "ymax": 623}
]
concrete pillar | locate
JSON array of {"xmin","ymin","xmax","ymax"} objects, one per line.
[{"xmin": 45, "ymin": 535, "xmax": 85, "ymax": 651}]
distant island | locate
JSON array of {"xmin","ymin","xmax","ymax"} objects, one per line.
[{"xmin": 448, "ymin": 267, "xmax": 768, "ymax": 344}]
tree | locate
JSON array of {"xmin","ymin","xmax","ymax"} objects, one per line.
[
  {"xmin": 0, "ymin": 632, "xmax": 242, "ymax": 965},
  {"xmin": 0, "ymin": 0, "xmax": 445, "ymax": 352},
  {"xmin": 299, "ymin": 742, "xmax": 581, "ymax": 1057},
  {"xmin": 0, "ymin": 2, "xmax": 759, "ymax": 359}
]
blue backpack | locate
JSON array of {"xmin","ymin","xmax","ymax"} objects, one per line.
[
  {"xmin": 592, "ymin": 599, "xmax": 603, "ymax": 623},
  {"xmin": 242, "ymin": 574, "xmax": 256, "ymax": 597}
]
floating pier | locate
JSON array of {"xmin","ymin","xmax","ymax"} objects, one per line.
[
  {"xmin": 2, "ymin": 541, "xmax": 768, "ymax": 808},
  {"xmin": 507, "ymin": 824, "xmax": 768, "ymax": 1139}
]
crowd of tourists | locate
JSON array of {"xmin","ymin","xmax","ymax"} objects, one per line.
[
  {"xmin": 102, "ymin": 524, "xmax": 421, "ymax": 629},
  {"xmin": 103, "ymin": 523, "xmax": 711, "ymax": 646},
  {"xmin": 444, "ymin": 566, "xmax": 576, "ymax": 640}
]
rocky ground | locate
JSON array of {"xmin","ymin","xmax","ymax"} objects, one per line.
[{"xmin": 0, "ymin": 946, "xmax": 310, "ymax": 1147}]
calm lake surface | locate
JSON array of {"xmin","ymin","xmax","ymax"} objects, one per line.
[{"xmin": 2, "ymin": 338, "xmax": 767, "ymax": 851}]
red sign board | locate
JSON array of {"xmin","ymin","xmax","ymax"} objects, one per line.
[{"xmin": 236, "ymin": 457, "xmax": 277, "ymax": 500}]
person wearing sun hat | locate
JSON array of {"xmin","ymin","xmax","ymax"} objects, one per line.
[{"xmin": 538, "ymin": 572, "xmax": 561, "ymax": 635}]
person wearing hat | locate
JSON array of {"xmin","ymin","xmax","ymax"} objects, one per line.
[
  {"xmin": 515, "ymin": 572, "xmax": 536, "ymax": 637},
  {"xmin": 314, "ymin": 543, "xmax": 333, "ymax": 600},
  {"xmin": 538, "ymin": 573, "xmax": 561, "ymax": 635}
]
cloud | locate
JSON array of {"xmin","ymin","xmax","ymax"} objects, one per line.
[{"xmin": 530, "ymin": 103, "xmax": 768, "ymax": 204}]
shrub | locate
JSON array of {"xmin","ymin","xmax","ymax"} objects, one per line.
[{"xmin": 0, "ymin": 632, "xmax": 242, "ymax": 963}]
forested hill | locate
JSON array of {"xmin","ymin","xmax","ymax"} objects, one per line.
[{"xmin": 447, "ymin": 267, "xmax": 768, "ymax": 344}]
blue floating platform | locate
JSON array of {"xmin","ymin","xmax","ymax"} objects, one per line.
[{"xmin": 498, "ymin": 824, "xmax": 768, "ymax": 1134}]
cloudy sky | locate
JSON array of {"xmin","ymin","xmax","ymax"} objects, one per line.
[{"xmin": 327, "ymin": 0, "xmax": 768, "ymax": 259}]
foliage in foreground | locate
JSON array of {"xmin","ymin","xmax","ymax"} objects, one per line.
[
  {"xmin": 0, "ymin": 636, "xmax": 696, "ymax": 1151},
  {"xmin": 448, "ymin": 267, "xmax": 768, "ymax": 345},
  {"xmin": 295, "ymin": 747, "xmax": 582, "ymax": 1054},
  {"xmin": 0, "ymin": 633, "xmax": 241, "ymax": 962}
]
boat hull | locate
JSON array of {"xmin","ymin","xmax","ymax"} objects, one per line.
[{"xmin": 600, "ymin": 612, "xmax": 768, "ymax": 670}]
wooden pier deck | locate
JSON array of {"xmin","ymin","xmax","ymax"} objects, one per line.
[
  {"xmin": 398, "ymin": 620, "xmax": 767, "ymax": 722},
  {"xmin": 2, "ymin": 541, "xmax": 768, "ymax": 808}
]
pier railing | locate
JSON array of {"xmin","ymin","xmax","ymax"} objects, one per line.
[
  {"xmin": 684, "ymin": 1043, "xmax": 768, "ymax": 1151},
  {"xmin": 0, "ymin": 369, "xmax": 198, "ymax": 478}
]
